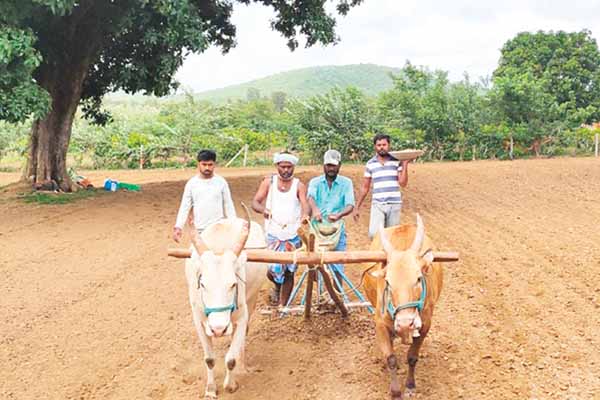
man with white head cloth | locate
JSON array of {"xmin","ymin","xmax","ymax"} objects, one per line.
[{"xmin": 251, "ymin": 151, "xmax": 309, "ymax": 306}]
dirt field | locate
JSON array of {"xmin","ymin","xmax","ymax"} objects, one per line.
[{"xmin": 1, "ymin": 158, "xmax": 599, "ymax": 400}]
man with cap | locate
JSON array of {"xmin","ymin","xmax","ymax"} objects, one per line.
[
  {"xmin": 307, "ymin": 149, "xmax": 355, "ymax": 290},
  {"xmin": 251, "ymin": 151, "xmax": 310, "ymax": 306}
]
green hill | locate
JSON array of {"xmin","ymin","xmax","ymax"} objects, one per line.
[{"xmin": 194, "ymin": 64, "xmax": 401, "ymax": 102}]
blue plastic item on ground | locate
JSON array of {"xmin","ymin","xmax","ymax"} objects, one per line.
[{"xmin": 103, "ymin": 179, "xmax": 119, "ymax": 192}]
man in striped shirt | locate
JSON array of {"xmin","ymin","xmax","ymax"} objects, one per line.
[{"xmin": 353, "ymin": 134, "xmax": 410, "ymax": 238}]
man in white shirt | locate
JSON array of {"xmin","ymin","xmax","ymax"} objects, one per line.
[
  {"xmin": 251, "ymin": 152, "xmax": 309, "ymax": 306},
  {"xmin": 173, "ymin": 149, "xmax": 236, "ymax": 242}
]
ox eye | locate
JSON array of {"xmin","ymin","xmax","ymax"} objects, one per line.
[
  {"xmin": 415, "ymin": 277, "xmax": 422, "ymax": 286},
  {"xmin": 230, "ymin": 283, "xmax": 237, "ymax": 289}
]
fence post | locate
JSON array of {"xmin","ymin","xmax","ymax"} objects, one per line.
[
  {"xmin": 139, "ymin": 145, "xmax": 144, "ymax": 170},
  {"xmin": 595, "ymin": 133, "xmax": 599, "ymax": 157},
  {"xmin": 509, "ymin": 135, "xmax": 514, "ymax": 160},
  {"xmin": 225, "ymin": 145, "xmax": 246, "ymax": 167},
  {"xmin": 243, "ymin": 144, "xmax": 248, "ymax": 167}
]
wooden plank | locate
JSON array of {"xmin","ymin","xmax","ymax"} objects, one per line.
[
  {"xmin": 304, "ymin": 233, "xmax": 316, "ymax": 319},
  {"xmin": 167, "ymin": 248, "xmax": 459, "ymax": 264}
]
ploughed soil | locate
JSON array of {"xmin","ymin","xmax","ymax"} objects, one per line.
[{"xmin": 1, "ymin": 158, "xmax": 599, "ymax": 400}]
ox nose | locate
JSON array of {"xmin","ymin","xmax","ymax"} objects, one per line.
[
  {"xmin": 395, "ymin": 314, "xmax": 415, "ymax": 332},
  {"xmin": 210, "ymin": 324, "xmax": 228, "ymax": 337},
  {"xmin": 211, "ymin": 326, "xmax": 227, "ymax": 337}
]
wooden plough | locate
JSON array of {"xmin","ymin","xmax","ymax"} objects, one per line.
[{"xmin": 167, "ymin": 220, "xmax": 458, "ymax": 320}]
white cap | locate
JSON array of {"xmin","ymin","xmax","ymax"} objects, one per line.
[{"xmin": 323, "ymin": 149, "xmax": 341, "ymax": 165}]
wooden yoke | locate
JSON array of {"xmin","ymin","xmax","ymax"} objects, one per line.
[{"xmin": 166, "ymin": 248, "xmax": 460, "ymax": 264}]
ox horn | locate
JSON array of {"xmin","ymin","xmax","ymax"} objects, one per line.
[
  {"xmin": 379, "ymin": 226, "xmax": 395, "ymax": 255},
  {"xmin": 190, "ymin": 227, "xmax": 208, "ymax": 256},
  {"xmin": 410, "ymin": 213, "xmax": 425, "ymax": 252},
  {"xmin": 232, "ymin": 202, "xmax": 252, "ymax": 256}
]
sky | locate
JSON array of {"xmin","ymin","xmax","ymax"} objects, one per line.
[{"xmin": 175, "ymin": 0, "xmax": 600, "ymax": 93}]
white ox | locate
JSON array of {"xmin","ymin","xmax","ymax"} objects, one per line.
[{"xmin": 184, "ymin": 215, "xmax": 267, "ymax": 399}]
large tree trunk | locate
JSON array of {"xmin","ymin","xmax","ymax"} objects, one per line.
[
  {"xmin": 24, "ymin": 1, "xmax": 101, "ymax": 192},
  {"xmin": 25, "ymin": 58, "xmax": 91, "ymax": 192}
]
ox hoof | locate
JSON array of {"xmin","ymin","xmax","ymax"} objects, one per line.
[
  {"xmin": 224, "ymin": 380, "xmax": 239, "ymax": 393},
  {"xmin": 204, "ymin": 385, "xmax": 218, "ymax": 399},
  {"xmin": 404, "ymin": 387, "xmax": 417, "ymax": 398},
  {"xmin": 391, "ymin": 389, "xmax": 403, "ymax": 400}
]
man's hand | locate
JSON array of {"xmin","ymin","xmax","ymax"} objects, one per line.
[
  {"xmin": 173, "ymin": 227, "xmax": 183, "ymax": 243},
  {"xmin": 263, "ymin": 209, "xmax": 271, "ymax": 219},
  {"xmin": 352, "ymin": 210, "xmax": 360, "ymax": 223},
  {"xmin": 401, "ymin": 159, "xmax": 410, "ymax": 169},
  {"xmin": 327, "ymin": 213, "xmax": 341, "ymax": 222},
  {"xmin": 313, "ymin": 211, "xmax": 323, "ymax": 222}
]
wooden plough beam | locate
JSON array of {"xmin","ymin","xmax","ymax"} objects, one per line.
[{"xmin": 167, "ymin": 248, "xmax": 459, "ymax": 264}]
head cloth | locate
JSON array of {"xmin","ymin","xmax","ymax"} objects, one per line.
[{"xmin": 273, "ymin": 152, "xmax": 299, "ymax": 165}]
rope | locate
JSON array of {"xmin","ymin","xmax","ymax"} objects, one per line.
[{"xmin": 331, "ymin": 263, "xmax": 378, "ymax": 297}]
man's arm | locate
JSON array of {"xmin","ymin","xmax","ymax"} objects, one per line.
[
  {"xmin": 329, "ymin": 179, "xmax": 355, "ymax": 222},
  {"xmin": 398, "ymin": 160, "xmax": 409, "ymax": 188},
  {"xmin": 308, "ymin": 197, "xmax": 322, "ymax": 221},
  {"xmin": 297, "ymin": 181, "xmax": 310, "ymax": 221},
  {"xmin": 352, "ymin": 176, "xmax": 371, "ymax": 222},
  {"xmin": 173, "ymin": 181, "xmax": 193, "ymax": 242},
  {"xmin": 251, "ymin": 177, "xmax": 271, "ymax": 218},
  {"xmin": 306, "ymin": 178, "xmax": 322, "ymax": 221},
  {"xmin": 222, "ymin": 180, "xmax": 237, "ymax": 218}
]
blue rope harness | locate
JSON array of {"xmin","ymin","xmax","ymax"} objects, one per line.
[
  {"xmin": 382, "ymin": 277, "xmax": 427, "ymax": 318},
  {"xmin": 198, "ymin": 274, "xmax": 239, "ymax": 317}
]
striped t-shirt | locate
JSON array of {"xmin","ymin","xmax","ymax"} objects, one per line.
[{"xmin": 364, "ymin": 155, "xmax": 402, "ymax": 204}]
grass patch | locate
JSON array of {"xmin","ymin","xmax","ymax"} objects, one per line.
[{"xmin": 21, "ymin": 189, "xmax": 103, "ymax": 205}]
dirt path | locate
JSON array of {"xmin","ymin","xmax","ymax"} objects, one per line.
[{"xmin": 1, "ymin": 158, "xmax": 599, "ymax": 400}]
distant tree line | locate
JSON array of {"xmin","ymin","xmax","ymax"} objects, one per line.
[{"xmin": 2, "ymin": 30, "xmax": 600, "ymax": 170}]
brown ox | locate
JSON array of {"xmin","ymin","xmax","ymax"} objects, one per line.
[{"xmin": 364, "ymin": 214, "xmax": 443, "ymax": 399}]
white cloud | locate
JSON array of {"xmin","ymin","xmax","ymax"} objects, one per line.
[{"xmin": 175, "ymin": 0, "xmax": 600, "ymax": 92}]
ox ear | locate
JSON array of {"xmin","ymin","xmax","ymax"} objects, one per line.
[
  {"xmin": 370, "ymin": 267, "xmax": 387, "ymax": 279},
  {"xmin": 421, "ymin": 249, "xmax": 434, "ymax": 274}
]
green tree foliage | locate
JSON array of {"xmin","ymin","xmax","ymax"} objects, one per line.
[
  {"xmin": 289, "ymin": 87, "xmax": 376, "ymax": 162},
  {"xmin": 380, "ymin": 64, "xmax": 452, "ymax": 159},
  {"xmin": 0, "ymin": 27, "xmax": 50, "ymax": 122},
  {"xmin": 492, "ymin": 30, "xmax": 600, "ymax": 153},
  {"xmin": 0, "ymin": 0, "xmax": 365, "ymax": 190}
]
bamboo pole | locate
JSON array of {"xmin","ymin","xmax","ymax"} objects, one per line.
[
  {"xmin": 595, "ymin": 133, "xmax": 599, "ymax": 157},
  {"xmin": 167, "ymin": 248, "xmax": 459, "ymax": 264}
]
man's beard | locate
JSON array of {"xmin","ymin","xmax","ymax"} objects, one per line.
[
  {"xmin": 377, "ymin": 149, "xmax": 388, "ymax": 156},
  {"xmin": 279, "ymin": 171, "xmax": 293, "ymax": 180},
  {"xmin": 201, "ymin": 169, "xmax": 213, "ymax": 177},
  {"xmin": 326, "ymin": 171, "xmax": 338, "ymax": 179}
]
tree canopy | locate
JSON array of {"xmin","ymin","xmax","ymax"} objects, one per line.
[
  {"xmin": 492, "ymin": 30, "xmax": 600, "ymax": 126},
  {"xmin": 0, "ymin": 0, "xmax": 364, "ymax": 189}
]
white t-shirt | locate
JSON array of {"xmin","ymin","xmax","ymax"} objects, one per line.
[{"xmin": 174, "ymin": 174, "xmax": 236, "ymax": 232}]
